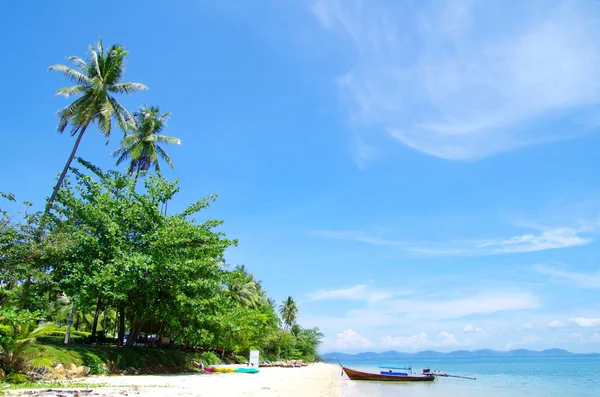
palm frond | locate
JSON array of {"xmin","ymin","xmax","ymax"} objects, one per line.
[
  {"xmin": 67, "ymin": 56, "xmax": 89, "ymax": 73},
  {"xmin": 155, "ymin": 146, "xmax": 174, "ymax": 169},
  {"xmin": 156, "ymin": 135, "xmax": 181, "ymax": 145},
  {"xmin": 96, "ymin": 94, "xmax": 113, "ymax": 138},
  {"xmin": 48, "ymin": 64, "xmax": 91, "ymax": 85},
  {"xmin": 108, "ymin": 82, "xmax": 148, "ymax": 95},
  {"xmin": 104, "ymin": 44, "xmax": 126, "ymax": 84},
  {"xmin": 107, "ymin": 95, "xmax": 133, "ymax": 132},
  {"xmin": 89, "ymin": 45, "xmax": 102, "ymax": 81},
  {"xmin": 55, "ymin": 85, "xmax": 88, "ymax": 98},
  {"xmin": 56, "ymin": 95, "xmax": 90, "ymax": 133},
  {"xmin": 112, "ymin": 149, "xmax": 130, "ymax": 166},
  {"xmin": 95, "ymin": 38, "xmax": 104, "ymax": 59}
]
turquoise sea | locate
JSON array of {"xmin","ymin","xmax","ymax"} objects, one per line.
[{"xmin": 335, "ymin": 356, "xmax": 600, "ymax": 397}]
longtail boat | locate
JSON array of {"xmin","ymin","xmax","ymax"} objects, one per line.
[{"xmin": 340, "ymin": 363, "xmax": 435, "ymax": 382}]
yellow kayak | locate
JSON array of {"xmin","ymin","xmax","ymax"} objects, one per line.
[{"xmin": 211, "ymin": 367, "xmax": 235, "ymax": 373}]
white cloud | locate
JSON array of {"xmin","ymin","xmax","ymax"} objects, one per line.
[
  {"xmin": 313, "ymin": 226, "xmax": 592, "ymax": 256},
  {"xmin": 463, "ymin": 324, "xmax": 483, "ymax": 333},
  {"xmin": 381, "ymin": 332, "xmax": 429, "ymax": 350},
  {"xmin": 307, "ymin": 284, "xmax": 395, "ymax": 303},
  {"xmin": 523, "ymin": 335, "xmax": 542, "ymax": 344},
  {"xmin": 534, "ymin": 265, "xmax": 600, "ymax": 289},
  {"xmin": 438, "ymin": 330, "xmax": 460, "ymax": 346},
  {"xmin": 380, "ymin": 331, "xmax": 460, "ymax": 351},
  {"xmin": 591, "ymin": 333, "xmax": 600, "ymax": 343},
  {"xmin": 311, "ymin": 0, "xmax": 600, "ymax": 161},
  {"xmin": 523, "ymin": 322, "xmax": 534, "ymax": 331},
  {"xmin": 569, "ymin": 317, "xmax": 600, "ymax": 327},
  {"xmin": 334, "ymin": 329, "xmax": 374, "ymax": 350},
  {"xmin": 322, "ymin": 292, "xmax": 540, "ymax": 329},
  {"xmin": 548, "ymin": 320, "xmax": 566, "ymax": 329}
]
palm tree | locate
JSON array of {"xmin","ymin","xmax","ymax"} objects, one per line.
[
  {"xmin": 45, "ymin": 39, "xmax": 147, "ymax": 216},
  {"xmin": 225, "ymin": 265, "xmax": 263, "ymax": 309},
  {"xmin": 111, "ymin": 105, "xmax": 181, "ymax": 179},
  {"xmin": 279, "ymin": 296, "xmax": 298, "ymax": 331}
]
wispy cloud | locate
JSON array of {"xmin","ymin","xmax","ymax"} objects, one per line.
[
  {"xmin": 380, "ymin": 330, "xmax": 462, "ymax": 351},
  {"xmin": 311, "ymin": 0, "xmax": 600, "ymax": 161},
  {"xmin": 309, "ymin": 291, "xmax": 540, "ymax": 331},
  {"xmin": 570, "ymin": 317, "xmax": 600, "ymax": 327},
  {"xmin": 307, "ymin": 284, "xmax": 396, "ymax": 303},
  {"xmin": 463, "ymin": 324, "xmax": 483, "ymax": 333},
  {"xmin": 311, "ymin": 229, "xmax": 405, "ymax": 247},
  {"xmin": 534, "ymin": 264, "xmax": 600, "ymax": 289},
  {"xmin": 548, "ymin": 320, "xmax": 566, "ymax": 329},
  {"xmin": 312, "ymin": 226, "xmax": 592, "ymax": 256}
]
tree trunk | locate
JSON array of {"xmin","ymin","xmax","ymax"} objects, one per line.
[
  {"xmin": 90, "ymin": 297, "xmax": 102, "ymax": 340},
  {"xmin": 74, "ymin": 312, "xmax": 80, "ymax": 331},
  {"xmin": 43, "ymin": 123, "xmax": 90, "ymax": 217},
  {"xmin": 117, "ymin": 305, "xmax": 125, "ymax": 346},
  {"xmin": 125, "ymin": 318, "xmax": 146, "ymax": 347}
]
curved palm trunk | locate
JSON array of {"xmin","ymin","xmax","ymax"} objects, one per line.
[{"xmin": 43, "ymin": 122, "xmax": 90, "ymax": 216}]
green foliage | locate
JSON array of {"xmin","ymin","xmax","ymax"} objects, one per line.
[
  {"xmin": 0, "ymin": 309, "xmax": 58, "ymax": 374},
  {"xmin": 6, "ymin": 373, "xmax": 28, "ymax": 384},
  {"xmin": 196, "ymin": 351, "xmax": 220, "ymax": 365},
  {"xmin": 4, "ymin": 159, "xmax": 324, "ymax": 375},
  {"xmin": 24, "ymin": 343, "xmax": 219, "ymax": 374},
  {"xmin": 112, "ymin": 105, "xmax": 181, "ymax": 176},
  {"xmin": 0, "ymin": 193, "xmax": 47, "ymax": 310},
  {"xmin": 48, "ymin": 159, "xmax": 236, "ymax": 347}
]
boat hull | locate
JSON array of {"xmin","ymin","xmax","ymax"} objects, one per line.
[{"xmin": 342, "ymin": 367, "xmax": 435, "ymax": 382}]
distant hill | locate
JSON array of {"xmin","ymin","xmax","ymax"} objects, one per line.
[{"xmin": 322, "ymin": 348, "xmax": 596, "ymax": 360}]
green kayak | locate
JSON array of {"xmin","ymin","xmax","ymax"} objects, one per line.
[{"xmin": 234, "ymin": 367, "xmax": 260, "ymax": 374}]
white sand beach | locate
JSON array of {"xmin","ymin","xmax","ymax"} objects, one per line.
[{"xmin": 9, "ymin": 363, "xmax": 341, "ymax": 397}]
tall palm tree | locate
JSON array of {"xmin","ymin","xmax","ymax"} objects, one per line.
[
  {"xmin": 111, "ymin": 105, "xmax": 181, "ymax": 179},
  {"xmin": 45, "ymin": 39, "xmax": 147, "ymax": 216},
  {"xmin": 279, "ymin": 296, "xmax": 298, "ymax": 331},
  {"xmin": 225, "ymin": 265, "xmax": 262, "ymax": 309}
]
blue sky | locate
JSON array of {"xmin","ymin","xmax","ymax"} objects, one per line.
[{"xmin": 2, "ymin": 0, "xmax": 600, "ymax": 353}]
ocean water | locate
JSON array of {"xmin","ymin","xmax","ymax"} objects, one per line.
[{"xmin": 336, "ymin": 356, "xmax": 600, "ymax": 397}]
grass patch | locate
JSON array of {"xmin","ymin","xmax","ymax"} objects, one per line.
[
  {"xmin": 24, "ymin": 343, "xmax": 222, "ymax": 375},
  {"xmin": 1, "ymin": 381, "xmax": 107, "ymax": 390}
]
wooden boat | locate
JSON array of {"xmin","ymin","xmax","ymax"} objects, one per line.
[{"xmin": 341, "ymin": 365, "xmax": 435, "ymax": 382}]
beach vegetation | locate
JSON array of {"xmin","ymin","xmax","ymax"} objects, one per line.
[{"xmin": 0, "ymin": 39, "xmax": 323, "ymax": 383}]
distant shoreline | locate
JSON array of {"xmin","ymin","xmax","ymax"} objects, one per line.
[{"xmin": 323, "ymin": 348, "xmax": 600, "ymax": 360}]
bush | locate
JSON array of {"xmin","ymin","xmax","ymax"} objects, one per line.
[
  {"xmin": 23, "ymin": 343, "xmax": 222, "ymax": 375},
  {"xmin": 0, "ymin": 309, "xmax": 56, "ymax": 375},
  {"xmin": 6, "ymin": 373, "xmax": 28, "ymax": 384},
  {"xmin": 196, "ymin": 351, "xmax": 220, "ymax": 366}
]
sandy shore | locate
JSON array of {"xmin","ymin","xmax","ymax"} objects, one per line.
[{"xmin": 9, "ymin": 363, "xmax": 341, "ymax": 397}]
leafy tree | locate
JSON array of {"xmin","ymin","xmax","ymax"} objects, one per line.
[
  {"xmin": 0, "ymin": 193, "xmax": 49, "ymax": 310},
  {"xmin": 279, "ymin": 296, "xmax": 298, "ymax": 331},
  {"xmin": 48, "ymin": 159, "xmax": 235, "ymax": 346},
  {"xmin": 45, "ymin": 39, "xmax": 147, "ymax": 215},
  {"xmin": 112, "ymin": 105, "xmax": 181, "ymax": 179},
  {"xmin": 295, "ymin": 326, "xmax": 324, "ymax": 360}
]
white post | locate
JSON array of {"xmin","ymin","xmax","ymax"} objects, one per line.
[
  {"xmin": 249, "ymin": 350, "xmax": 260, "ymax": 368},
  {"xmin": 64, "ymin": 308, "xmax": 73, "ymax": 344}
]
